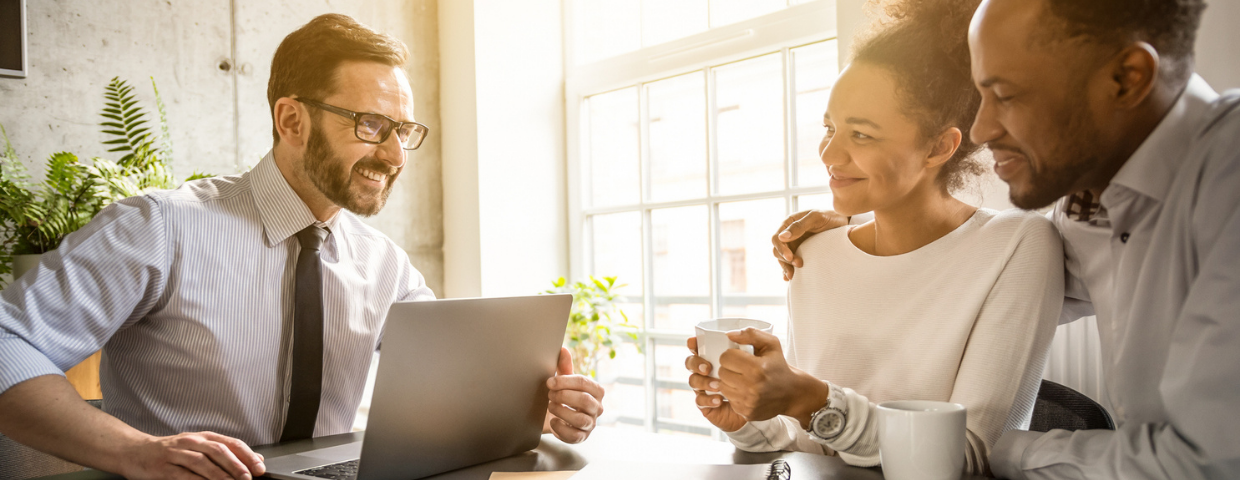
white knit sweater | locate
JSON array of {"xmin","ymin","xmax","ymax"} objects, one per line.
[{"xmin": 725, "ymin": 208, "xmax": 1064, "ymax": 475}]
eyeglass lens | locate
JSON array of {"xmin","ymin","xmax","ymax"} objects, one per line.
[{"xmin": 356, "ymin": 114, "xmax": 425, "ymax": 149}]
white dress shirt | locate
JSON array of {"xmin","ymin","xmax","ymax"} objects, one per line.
[
  {"xmin": 991, "ymin": 75, "xmax": 1240, "ymax": 479},
  {"xmin": 726, "ymin": 209, "xmax": 1063, "ymax": 475},
  {"xmin": 0, "ymin": 152, "xmax": 435, "ymax": 445}
]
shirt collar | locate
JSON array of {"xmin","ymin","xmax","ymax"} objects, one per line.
[
  {"xmin": 250, "ymin": 151, "xmax": 340, "ymax": 247},
  {"xmin": 1106, "ymin": 74, "xmax": 1219, "ymax": 205}
]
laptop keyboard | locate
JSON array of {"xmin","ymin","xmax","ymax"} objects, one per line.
[{"xmin": 295, "ymin": 459, "xmax": 360, "ymax": 480}]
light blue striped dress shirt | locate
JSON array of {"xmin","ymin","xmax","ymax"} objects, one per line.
[{"xmin": 0, "ymin": 152, "xmax": 435, "ymax": 445}]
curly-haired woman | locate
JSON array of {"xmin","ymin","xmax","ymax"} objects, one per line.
[{"xmin": 684, "ymin": 0, "xmax": 1063, "ymax": 474}]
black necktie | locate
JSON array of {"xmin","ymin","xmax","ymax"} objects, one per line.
[{"xmin": 281, "ymin": 225, "xmax": 328, "ymax": 442}]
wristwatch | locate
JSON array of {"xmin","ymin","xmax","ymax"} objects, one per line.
[{"xmin": 807, "ymin": 382, "xmax": 848, "ymax": 442}]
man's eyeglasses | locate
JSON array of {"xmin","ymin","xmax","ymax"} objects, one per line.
[{"xmin": 296, "ymin": 98, "xmax": 429, "ymax": 151}]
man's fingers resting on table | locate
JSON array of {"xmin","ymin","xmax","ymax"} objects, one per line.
[
  {"xmin": 171, "ymin": 448, "xmax": 237, "ymax": 480},
  {"xmin": 201, "ymin": 432, "xmax": 265, "ymax": 475},
  {"xmin": 179, "ymin": 433, "xmax": 254, "ymax": 480},
  {"xmin": 129, "ymin": 431, "xmax": 262, "ymax": 480}
]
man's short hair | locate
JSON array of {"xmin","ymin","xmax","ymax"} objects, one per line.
[
  {"xmin": 267, "ymin": 13, "xmax": 409, "ymax": 143},
  {"xmin": 1040, "ymin": 0, "xmax": 1206, "ymax": 81}
]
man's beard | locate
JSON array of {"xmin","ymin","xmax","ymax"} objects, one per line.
[
  {"xmin": 1007, "ymin": 94, "xmax": 1103, "ymax": 210},
  {"xmin": 303, "ymin": 125, "xmax": 399, "ymax": 217}
]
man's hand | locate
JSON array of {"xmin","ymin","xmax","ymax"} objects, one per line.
[
  {"xmin": 543, "ymin": 347, "xmax": 605, "ymax": 444},
  {"xmin": 772, "ymin": 210, "xmax": 849, "ymax": 281},
  {"xmin": 705, "ymin": 328, "xmax": 828, "ymax": 428},
  {"xmin": 685, "ymin": 337, "xmax": 748, "ymax": 433},
  {"xmin": 0, "ymin": 375, "xmax": 265, "ymax": 480},
  {"xmin": 122, "ymin": 431, "xmax": 265, "ymax": 480}
]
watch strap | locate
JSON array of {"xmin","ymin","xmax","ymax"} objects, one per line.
[
  {"xmin": 807, "ymin": 382, "xmax": 848, "ymax": 442},
  {"xmin": 825, "ymin": 381, "xmax": 847, "ymax": 414}
]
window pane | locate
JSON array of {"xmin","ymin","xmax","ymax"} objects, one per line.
[
  {"xmin": 796, "ymin": 193, "xmax": 834, "ymax": 212},
  {"xmin": 651, "ymin": 206, "xmax": 711, "ymax": 331},
  {"xmin": 654, "ymin": 339, "xmax": 713, "ymax": 435},
  {"xmin": 642, "ymin": 0, "xmax": 708, "ymax": 47},
  {"xmin": 708, "ymin": 0, "xmax": 787, "ymax": 28},
  {"xmin": 714, "ymin": 54, "xmax": 785, "ymax": 195},
  {"xmin": 574, "ymin": 0, "xmax": 641, "ymax": 65},
  {"xmin": 648, "ymin": 73, "xmax": 707, "ymax": 202},
  {"xmin": 592, "ymin": 212, "xmax": 646, "ymax": 325},
  {"xmin": 588, "ymin": 88, "xmax": 641, "ymax": 207},
  {"xmin": 596, "ymin": 342, "xmax": 646, "ymax": 428},
  {"xmin": 719, "ymin": 198, "xmax": 788, "ymax": 337},
  {"xmin": 793, "ymin": 40, "xmax": 839, "ymax": 187}
]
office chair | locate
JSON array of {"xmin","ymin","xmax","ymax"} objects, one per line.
[
  {"xmin": 0, "ymin": 399, "xmax": 101, "ymax": 480},
  {"xmin": 1030, "ymin": 379, "xmax": 1115, "ymax": 432}
]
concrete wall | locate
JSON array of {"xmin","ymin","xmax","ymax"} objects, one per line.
[
  {"xmin": 0, "ymin": 0, "xmax": 443, "ymax": 294},
  {"xmin": 1198, "ymin": 0, "xmax": 1240, "ymax": 90}
]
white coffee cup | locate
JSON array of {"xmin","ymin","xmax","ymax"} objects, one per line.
[
  {"xmin": 877, "ymin": 400, "xmax": 967, "ymax": 480},
  {"xmin": 693, "ymin": 318, "xmax": 774, "ymax": 381}
]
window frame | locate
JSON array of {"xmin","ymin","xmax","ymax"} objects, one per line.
[{"xmin": 564, "ymin": 0, "xmax": 840, "ymax": 436}]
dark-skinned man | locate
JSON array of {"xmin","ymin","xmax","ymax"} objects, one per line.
[{"xmin": 771, "ymin": 0, "xmax": 1238, "ymax": 478}]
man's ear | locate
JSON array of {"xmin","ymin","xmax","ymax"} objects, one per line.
[
  {"xmin": 1108, "ymin": 42, "xmax": 1160, "ymax": 110},
  {"xmin": 273, "ymin": 97, "xmax": 311, "ymax": 148},
  {"xmin": 926, "ymin": 127, "xmax": 963, "ymax": 169}
]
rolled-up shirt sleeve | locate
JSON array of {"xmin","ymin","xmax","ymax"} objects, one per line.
[{"xmin": 0, "ymin": 195, "xmax": 168, "ymax": 394}]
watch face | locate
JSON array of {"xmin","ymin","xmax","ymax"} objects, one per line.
[{"xmin": 813, "ymin": 409, "xmax": 844, "ymax": 438}]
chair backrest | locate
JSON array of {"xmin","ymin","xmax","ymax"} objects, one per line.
[
  {"xmin": 0, "ymin": 399, "xmax": 101, "ymax": 480},
  {"xmin": 1030, "ymin": 379, "xmax": 1115, "ymax": 432}
]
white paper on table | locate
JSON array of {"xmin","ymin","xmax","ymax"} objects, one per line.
[
  {"xmin": 569, "ymin": 461, "xmax": 769, "ymax": 480},
  {"xmin": 488, "ymin": 472, "xmax": 577, "ymax": 480}
]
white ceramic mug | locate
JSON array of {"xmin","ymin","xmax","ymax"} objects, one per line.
[
  {"xmin": 693, "ymin": 318, "xmax": 774, "ymax": 381},
  {"xmin": 877, "ymin": 400, "xmax": 967, "ymax": 480}
]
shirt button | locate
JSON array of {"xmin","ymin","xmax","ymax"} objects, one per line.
[{"xmin": 1120, "ymin": 232, "xmax": 1130, "ymax": 243}]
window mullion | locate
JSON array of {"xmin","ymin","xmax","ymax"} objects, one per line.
[
  {"xmin": 641, "ymin": 207, "xmax": 656, "ymax": 432},
  {"xmin": 783, "ymin": 46, "xmax": 796, "ymax": 191}
]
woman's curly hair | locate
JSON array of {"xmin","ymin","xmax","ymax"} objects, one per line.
[{"xmin": 850, "ymin": 0, "xmax": 985, "ymax": 194}]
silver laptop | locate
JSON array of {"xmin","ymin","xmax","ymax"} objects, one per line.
[{"xmin": 264, "ymin": 294, "xmax": 572, "ymax": 480}]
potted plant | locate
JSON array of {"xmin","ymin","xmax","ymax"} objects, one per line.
[
  {"xmin": 544, "ymin": 276, "xmax": 640, "ymax": 378},
  {"xmin": 0, "ymin": 77, "xmax": 207, "ymax": 400},
  {"xmin": 0, "ymin": 77, "xmax": 206, "ymax": 287}
]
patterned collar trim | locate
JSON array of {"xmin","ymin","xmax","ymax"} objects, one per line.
[{"xmin": 1065, "ymin": 190, "xmax": 1110, "ymax": 226}]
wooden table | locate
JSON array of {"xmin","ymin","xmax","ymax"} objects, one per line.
[{"xmin": 40, "ymin": 426, "xmax": 986, "ymax": 479}]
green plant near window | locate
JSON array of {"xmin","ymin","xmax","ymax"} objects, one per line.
[
  {"xmin": 545, "ymin": 276, "xmax": 640, "ymax": 379},
  {"xmin": 0, "ymin": 77, "xmax": 208, "ymax": 288}
]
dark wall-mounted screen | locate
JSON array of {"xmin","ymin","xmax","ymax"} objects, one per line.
[{"xmin": 0, "ymin": 0, "xmax": 27, "ymax": 77}]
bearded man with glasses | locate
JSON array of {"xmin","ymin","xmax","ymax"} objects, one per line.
[{"xmin": 0, "ymin": 13, "xmax": 603, "ymax": 480}]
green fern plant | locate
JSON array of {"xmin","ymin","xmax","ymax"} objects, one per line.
[{"xmin": 0, "ymin": 77, "xmax": 209, "ymax": 288}]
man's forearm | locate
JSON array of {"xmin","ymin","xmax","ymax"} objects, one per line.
[
  {"xmin": 0, "ymin": 374, "xmax": 147, "ymax": 474},
  {"xmin": 991, "ymin": 423, "xmax": 1231, "ymax": 480}
]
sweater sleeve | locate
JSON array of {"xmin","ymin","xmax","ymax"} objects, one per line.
[
  {"xmin": 724, "ymin": 314, "xmax": 833, "ymax": 455},
  {"xmin": 942, "ymin": 216, "xmax": 1064, "ymax": 474},
  {"xmin": 725, "ymin": 415, "xmax": 833, "ymax": 455},
  {"xmin": 812, "ymin": 216, "xmax": 1063, "ymax": 474}
]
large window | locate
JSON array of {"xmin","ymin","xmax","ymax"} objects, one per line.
[{"xmin": 567, "ymin": 0, "xmax": 840, "ymax": 437}]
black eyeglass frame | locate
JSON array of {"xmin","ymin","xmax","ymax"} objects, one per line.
[{"xmin": 296, "ymin": 98, "xmax": 429, "ymax": 150}]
